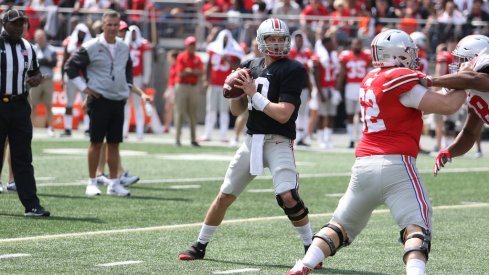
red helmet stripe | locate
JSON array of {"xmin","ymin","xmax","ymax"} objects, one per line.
[
  {"xmin": 273, "ymin": 18, "xmax": 279, "ymax": 30},
  {"xmin": 371, "ymin": 33, "xmax": 381, "ymax": 62}
]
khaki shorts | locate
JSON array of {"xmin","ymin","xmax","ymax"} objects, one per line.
[
  {"xmin": 330, "ymin": 155, "xmax": 432, "ymax": 241},
  {"xmin": 29, "ymin": 78, "xmax": 54, "ymax": 108},
  {"xmin": 220, "ymin": 134, "xmax": 298, "ymax": 196}
]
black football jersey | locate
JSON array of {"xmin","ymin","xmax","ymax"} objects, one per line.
[{"xmin": 241, "ymin": 57, "xmax": 306, "ymax": 139}]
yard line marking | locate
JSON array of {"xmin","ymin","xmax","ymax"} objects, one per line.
[
  {"xmin": 247, "ymin": 189, "xmax": 274, "ymax": 193},
  {"xmin": 0, "ymin": 203, "xmax": 487, "ymax": 244},
  {"xmin": 0, "ymin": 253, "xmax": 31, "ymax": 259},
  {"xmin": 34, "ymin": 166, "xmax": 489, "ymax": 188},
  {"xmin": 169, "ymin": 185, "xmax": 201, "ymax": 189},
  {"xmin": 96, "ymin": 260, "xmax": 143, "ymax": 267},
  {"xmin": 325, "ymin": 193, "xmax": 344, "ymax": 197},
  {"xmin": 213, "ymin": 268, "xmax": 261, "ymax": 274}
]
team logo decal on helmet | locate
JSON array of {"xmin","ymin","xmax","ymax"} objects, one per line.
[
  {"xmin": 256, "ymin": 18, "xmax": 291, "ymax": 57},
  {"xmin": 449, "ymin": 35, "xmax": 489, "ymax": 73},
  {"xmin": 371, "ymin": 29, "xmax": 419, "ymax": 70}
]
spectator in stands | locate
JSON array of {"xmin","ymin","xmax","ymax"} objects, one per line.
[
  {"xmin": 30, "ymin": 29, "xmax": 57, "ymax": 138},
  {"xmin": 466, "ymin": 0, "xmax": 489, "ymax": 35},
  {"xmin": 438, "ymin": 0, "xmax": 466, "ymax": 25},
  {"xmin": 273, "ymin": 0, "xmax": 302, "ymax": 30},
  {"xmin": 371, "ymin": 0, "xmax": 398, "ymax": 32},
  {"xmin": 454, "ymin": 0, "xmax": 473, "ymax": 15},
  {"xmin": 300, "ymin": 0, "xmax": 328, "ymax": 36},
  {"xmin": 174, "ymin": 36, "xmax": 204, "ymax": 147},
  {"xmin": 202, "ymin": 0, "xmax": 226, "ymax": 26}
]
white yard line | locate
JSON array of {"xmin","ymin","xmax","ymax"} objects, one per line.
[
  {"xmin": 96, "ymin": 260, "xmax": 143, "ymax": 267},
  {"xmin": 0, "ymin": 253, "xmax": 31, "ymax": 259},
  {"xmin": 0, "ymin": 203, "xmax": 487, "ymax": 244},
  {"xmin": 213, "ymin": 268, "xmax": 261, "ymax": 274},
  {"xmin": 169, "ymin": 185, "xmax": 201, "ymax": 189},
  {"xmin": 34, "ymin": 166, "xmax": 489, "ymax": 188}
]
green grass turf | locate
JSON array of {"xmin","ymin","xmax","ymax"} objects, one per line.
[{"xmin": 0, "ymin": 139, "xmax": 488, "ymax": 274}]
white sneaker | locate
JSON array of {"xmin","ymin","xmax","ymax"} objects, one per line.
[
  {"xmin": 120, "ymin": 171, "xmax": 139, "ymax": 187},
  {"xmin": 47, "ymin": 127, "xmax": 55, "ymax": 137},
  {"xmin": 0, "ymin": 182, "xmax": 3, "ymax": 193},
  {"xmin": 107, "ymin": 182, "xmax": 130, "ymax": 196},
  {"xmin": 230, "ymin": 139, "xmax": 238, "ymax": 147},
  {"xmin": 85, "ymin": 184, "xmax": 101, "ymax": 196},
  {"xmin": 6, "ymin": 182, "xmax": 16, "ymax": 192},
  {"xmin": 96, "ymin": 174, "xmax": 111, "ymax": 186},
  {"xmin": 475, "ymin": 151, "xmax": 483, "ymax": 158}
]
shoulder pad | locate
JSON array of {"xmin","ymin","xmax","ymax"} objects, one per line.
[{"xmin": 381, "ymin": 68, "xmax": 419, "ymax": 92}]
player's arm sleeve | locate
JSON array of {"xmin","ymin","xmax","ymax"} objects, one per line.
[
  {"xmin": 279, "ymin": 64, "xmax": 306, "ymax": 106},
  {"xmin": 399, "ymin": 84, "xmax": 428, "ymax": 108}
]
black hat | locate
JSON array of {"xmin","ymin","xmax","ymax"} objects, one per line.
[{"xmin": 2, "ymin": 9, "xmax": 28, "ymax": 25}]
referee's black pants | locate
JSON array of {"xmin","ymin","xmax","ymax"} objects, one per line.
[{"xmin": 0, "ymin": 97, "xmax": 41, "ymax": 210}]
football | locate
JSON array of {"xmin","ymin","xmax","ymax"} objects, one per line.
[{"xmin": 223, "ymin": 68, "xmax": 251, "ymax": 98}]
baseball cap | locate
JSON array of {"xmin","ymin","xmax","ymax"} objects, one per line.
[
  {"xmin": 184, "ymin": 36, "xmax": 197, "ymax": 46},
  {"xmin": 119, "ymin": 20, "xmax": 128, "ymax": 31},
  {"xmin": 2, "ymin": 9, "xmax": 28, "ymax": 24}
]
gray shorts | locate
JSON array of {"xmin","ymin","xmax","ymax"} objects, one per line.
[
  {"xmin": 330, "ymin": 155, "xmax": 432, "ymax": 241},
  {"xmin": 220, "ymin": 134, "xmax": 298, "ymax": 196},
  {"xmin": 207, "ymin": 84, "xmax": 229, "ymax": 113},
  {"xmin": 318, "ymin": 88, "xmax": 341, "ymax": 116}
]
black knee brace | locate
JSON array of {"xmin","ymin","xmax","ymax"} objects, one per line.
[
  {"xmin": 276, "ymin": 189, "xmax": 309, "ymax": 222},
  {"xmin": 312, "ymin": 223, "xmax": 349, "ymax": 256},
  {"xmin": 400, "ymin": 227, "xmax": 431, "ymax": 262}
]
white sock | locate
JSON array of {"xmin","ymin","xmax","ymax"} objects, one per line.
[
  {"xmin": 64, "ymin": 115, "xmax": 73, "ymax": 130},
  {"xmin": 295, "ymin": 222, "xmax": 313, "ymax": 246},
  {"xmin": 302, "ymin": 245, "xmax": 324, "ymax": 269},
  {"xmin": 323, "ymin": 128, "xmax": 332, "ymax": 144},
  {"xmin": 89, "ymin": 178, "xmax": 97, "ymax": 185},
  {"xmin": 84, "ymin": 115, "xmax": 90, "ymax": 130},
  {"xmin": 346, "ymin": 123, "xmax": 354, "ymax": 142},
  {"xmin": 219, "ymin": 111, "xmax": 229, "ymax": 140},
  {"xmin": 203, "ymin": 111, "xmax": 216, "ymax": 139},
  {"xmin": 109, "ymin": 178, "xmax": 120, "ymax": 187},
  {"xmin": 197, "ymin": 224, "xmax": 218, "ymax": 244},
  {"xmin": 406, "ymin": 259, "xmax": 426, "ymax": 275}
]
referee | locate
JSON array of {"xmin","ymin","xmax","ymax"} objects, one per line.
[{"xmin": 0, "ymin": 9, "xmax": 50, "ymax": 217}]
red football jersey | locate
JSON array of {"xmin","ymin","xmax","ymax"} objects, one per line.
[
  {"xmin": 289, "ymin": 48, "xmax": 313, "ymax": 71},
  {"xmin": 208, "ymin": 51, "xmax": 239, "ymax": 86},
  {"xmin": 436, "ymin": 51, "xmax": 453, "ymax": 75},
  {"xmin": 356, "ymin": 67, "xmax": 424, "ymax": 158},
  {"xmin": 312, "ymin": 54, "xmax": 338, "ymax": 88},
  {"xmin": 129, "ymin": 40, "xmax": 151, "ymax": 77},
  {"xmin": 339, "ymin": 50, "xmax": 371, "ymax": 83},
  {"xmin": 417, "ymin": 50, "xmax": 429, "ymax": 74}
]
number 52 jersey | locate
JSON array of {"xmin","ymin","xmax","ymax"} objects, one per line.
[{"xmin": 355, "ymin": 67, "xmax": 426, "ymax": 158}]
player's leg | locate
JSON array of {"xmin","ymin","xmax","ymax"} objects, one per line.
[
  {"xmin": 132, "ymin": 76, "xmax": 145, "ymax": 140},
  {"xmin": 296, "ymin": 88, "xmax": 310, "ymax": 146},
  {"xmin": 307, "ymin": 88, "xmax": 319, "ymax": 141},
  {"xmin": 218, "ymin": 86, "xmax": 230, "ymax": 142},
  {"xmin": 163, "ymin": 87, "xmax": 175, "ymax": 133},
  {"xmin": 202, "ymin": 85, "xmax": 217, "ymax": 141},
  {"xmin": 62, "ymin": 78, "xmax": 77, "ymax": 137},
  {"xmin": 385, "ymin": 155, "xmax": 432, "ymax": 275},
  {"xmin": 188, "ymin": 85, "xmax": 199, "ymax": 145},
  {"xmin": 174, "ymin": 84, "xmax": 186, "ymax": 146},
  {"xmin": 43, "ymin": 79, "xmax": 55, "ymax": 136},
  {"xmin": 345, "ymin": 99, "xmax": 356, "ymax": 148},
  {"xmin": 287, "ymin": 156, "xmax": 383, "ymax": 274},
  {"xmin": 231, "ymin": 110, "xmax": 248, "ymax": 146},
  {"xmin": 179, "ymin": 136, "xmax": 255, "ymax": 260},
  {"xmin": 122, "ymin": 96, "xmax": 132, "ymax": 139}
]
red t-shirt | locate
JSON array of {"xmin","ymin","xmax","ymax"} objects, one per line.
[
  {"xmin": 301, "ymin": 4, "xmax": 328, "ymax": 24},
  {"xmin": 339, "ymin": 50, "xmax": 371, "ymax": 83},
  {"xmin": 168, "ymin": 63, "xmax": 177, "ymax": 88},
  {"xmin": 208, "ymin": 51, "xmax": 239, "ymax": 85},
  {"xmin": 356, "ymin": 67, "xmax": 423, "ymax": 158},
  {"xmin": 175, "ymin": 51, "xmax": 204, "ymax": 85},
  {"xmin": 289, "ymin": 48, "xmax": 313, "ymax": 71}
]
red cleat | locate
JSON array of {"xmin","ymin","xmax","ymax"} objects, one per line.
[{"xmin": 286, "ymin": 260, "xmax": 312, "ymax": 275}]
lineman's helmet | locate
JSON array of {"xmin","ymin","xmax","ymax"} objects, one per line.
[
  {"xmin": 410, "ymin": 31, "xmax": 428, "ymax": 50},
  {"xmin": 371, "ymin": 29, "xmax": 419, "ymax": 70},
  {"xmin": 449, "ymin": 35, "xmax": 489, "ymax": 73}
]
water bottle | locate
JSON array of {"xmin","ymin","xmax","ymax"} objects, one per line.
[{"xmin": 144, "ymin": 100, "xmax": 153, "ymax": 116}]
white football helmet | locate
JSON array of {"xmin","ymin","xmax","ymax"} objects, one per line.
[
  {"xmin": 449, "ymin": 35, "xmax": 489, "ymax": 73},
  {"xmin": 256, "ymin": 18, "xmax": 290, "ymax": 57},
  {"xmin": 371, "ymin": 29, "xmax": 419, "ymax": 70},
  {"xmin": 410, "ymin": 31, "xmax": 428, "ymax": 50}
]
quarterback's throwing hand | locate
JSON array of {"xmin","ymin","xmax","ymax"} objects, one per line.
[{"xmin": 433, "ymin": 149, "xmax": 452, "ymax": 176}]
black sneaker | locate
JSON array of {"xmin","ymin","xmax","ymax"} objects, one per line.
[
  {"xmin": 349, "ymin": 141, "xmax": 355, "ymax": 149},
  {"xmin": 24, "ymin": 207, "xmax": 50, "ymax": 217},
  {"xmin": 296, "ymin": 140, "xmax": 310, "ymax": 146},
  {"xmin": 178, "ymin": 242, "xmax": 207, "ymax": 260},
  {"xmin": 304, "ymin": 245, "xmax": 323, "ymax": 269},
  {"xmin": 191, "ymin": 141, "xmax": 201, "ymax": 147},
  {"xmin": 60, "ymin": 129, "xmax": 72, "ymax": 137}
]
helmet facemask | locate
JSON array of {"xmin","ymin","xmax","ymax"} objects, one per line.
[{"xmin": 257, "ymin": 35, "xmax": 291, "ymax": 57}]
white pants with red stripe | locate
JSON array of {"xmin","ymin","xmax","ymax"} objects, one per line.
[{"xmin": 330, "ymin": 154, "xmax": 432, "ymax": 242}]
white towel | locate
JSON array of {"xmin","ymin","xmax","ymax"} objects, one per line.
[{"xmin": 250, "ymin": 134, "xmax": 265, "ymax": 176}]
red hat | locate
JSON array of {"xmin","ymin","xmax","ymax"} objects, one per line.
[
  {"xmin": 184, "ymin": 36, "xmax": 197, "ymax": 46},
  {"xmin": 119, "ymin": 20, "xmax": 128, "ymax": 31}
]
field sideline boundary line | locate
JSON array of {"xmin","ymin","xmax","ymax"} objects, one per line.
[
  {"xmin": 0, "ymin": 203, "xmax": 487, "ymax": 244},
  {"xmin": 35, "ymin": 167, "xmax": 489, "ymax": 187}
]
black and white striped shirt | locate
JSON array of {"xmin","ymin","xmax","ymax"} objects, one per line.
[{"xmin": 0, "ymin": 33, "xmax": 39, "ymax": 96}]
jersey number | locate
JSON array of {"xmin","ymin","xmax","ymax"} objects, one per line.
[
  {"xmin": 130, "ymin": 49, "xmax": 141, "ymax": 67},
  {"xmin": 470, "ymin": 95, "xmax": 489, "ymax": 124},
  {"xmin": 346, "ymin": 60, "xmax": 367, "ymax": 79},
  {"xmin": 359, "ymin": 88, "xmax": 386, "ymax": 132}
]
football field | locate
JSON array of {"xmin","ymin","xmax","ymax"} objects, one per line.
[{"xmin": 1, "ymin": 131, "xmax": 488, "ymax": 274}]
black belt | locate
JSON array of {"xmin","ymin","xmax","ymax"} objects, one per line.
[{"xmin": 1, "ymin": 94, "xmax": 28, "ymax": 103}]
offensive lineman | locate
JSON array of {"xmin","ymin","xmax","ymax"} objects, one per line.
[
  {"xmin": 179, "ymin": 18, "xmax": 317, "ymax": 265},
  {"xmin": 286, "ymin": 29, "xmax": 467, "ymax": 275}
]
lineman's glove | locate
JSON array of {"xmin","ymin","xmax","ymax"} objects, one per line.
[
  {"xmin": 416, "ymin": 71, "xmax": 433, "ymax": 88},
  {"xmin": 433, "ymin": 149, "xmax": 452, "ymax": 176}
]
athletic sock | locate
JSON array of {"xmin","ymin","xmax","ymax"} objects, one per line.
[
  {"xmin": 295, "ymin": 222, "xmax": 313, "ymax": 246},
  {"xmin": 197, "ymin": 224, "xmax": 218, "ymax": 244},
  {"xmin": 302, "ymin": 245, "xmax": 324, "ymax": 269},
  {"xmin": 405, "ymin": 259, "xmax": 426, "ymax": 275}
]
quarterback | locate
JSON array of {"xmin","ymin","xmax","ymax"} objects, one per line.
[
  {"xmin": 286, "ymin": 29, "xmax": 467, "ymax": 275},
  {"xmin": 179, "ymin": 18, "xmax": 318, "ymax": 266}
]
